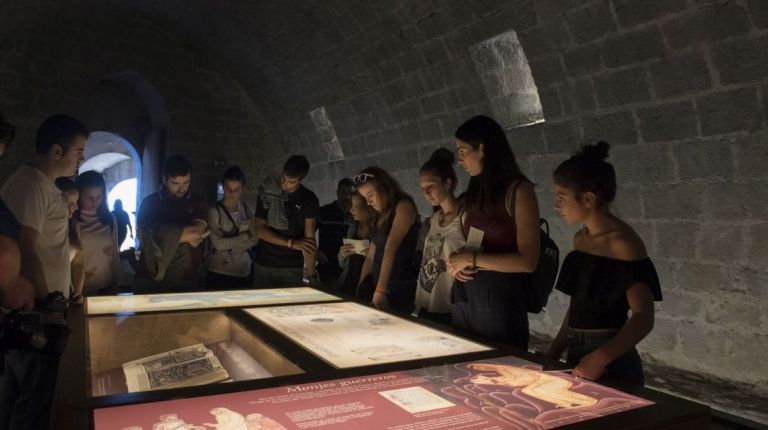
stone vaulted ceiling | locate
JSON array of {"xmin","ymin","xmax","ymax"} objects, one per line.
[{"xmin": 0, "ymin": 0, "xmax": 434, "ymax": 118}]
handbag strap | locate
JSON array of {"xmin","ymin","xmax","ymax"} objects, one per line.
[
  {"xmin": 216, "ymin": 201, "xmax": 240, "ymax": 236},
  {"xmin": 505, "ymin": 179, "xmax": 546, "ymax": 232},
  {"xmin": 504, "ymin": 179, "xmax": 525, "ymax": 220}
]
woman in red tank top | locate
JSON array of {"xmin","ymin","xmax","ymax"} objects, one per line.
[{"xmin": 446, "ymin": 115, "xmax": 541, "ymax": 350}]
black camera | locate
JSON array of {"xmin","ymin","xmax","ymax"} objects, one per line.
[
  {"xmin": 34, "ymin": 291, "xmax": 70, "ymax": 314},
  {"xmin": 0, "ymin": 292, "xmax": 70, "ymax": 355}
]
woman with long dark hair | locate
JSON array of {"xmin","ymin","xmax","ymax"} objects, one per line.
[
  {"xmin": 355, "ymin": 166, "xmax": 419, "ymax": 312},
  {"xmin": 75, "ymin": 170, "xmax": 119, "ymax": 295},
  {"xmin": 446, "ymin": 115, "xmax": 541, "ymax": 349},
  {"xmin": 546, "ymin": 142, "xmax": 661, "ymax": 385}
]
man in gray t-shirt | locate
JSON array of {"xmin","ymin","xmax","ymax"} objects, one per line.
[{"xmin": 0, "ymin": 114, "xmax": 88, "ymax": 430}]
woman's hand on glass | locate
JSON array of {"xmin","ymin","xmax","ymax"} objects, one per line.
[
  {"xmin": 573, "ymin": 350, "xmax": 610, "ymax": 381},
  {"xmin": 372, "ymin": 290, "xmax": 390, "ymax": 310}
]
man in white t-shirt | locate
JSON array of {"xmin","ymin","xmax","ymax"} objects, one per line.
[{"xmin": 0, "ymin": 114, "xmax": 88, "ymax": 430}]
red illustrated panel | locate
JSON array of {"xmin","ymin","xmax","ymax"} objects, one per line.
[{"xmin": 94, "ymin": 355, "xmax": 652, "ymax": 430}]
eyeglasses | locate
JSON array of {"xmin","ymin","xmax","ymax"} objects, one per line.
[{"xmin": 354, "ymin": 173, "xmax": 375, "ymax": 185}]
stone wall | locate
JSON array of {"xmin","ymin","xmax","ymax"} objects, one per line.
[
  {"xmin": 527, "ymin": 0, "xmax": 768, "ymax": 390},
  {"xmin": 245, "ymin": 0, "xmax": 768, "ymax": 396},
  {"xmin": 0, "ymin": 0, "xmax": 766, "ymax": 421}
]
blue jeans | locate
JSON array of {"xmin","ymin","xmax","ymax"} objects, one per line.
[{"xmin": 566, "ymin": 329, "xmax": 645, "ymax": 386}]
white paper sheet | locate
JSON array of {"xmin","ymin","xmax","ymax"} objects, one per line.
[{"xmin": 245, "ymin": 302, "xmax": 492, "ymax": 368}]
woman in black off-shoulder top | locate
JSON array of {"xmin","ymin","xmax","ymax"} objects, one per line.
[{"xmin": 546, "ymin": 142, "xmax": 663, "ymax": 386}]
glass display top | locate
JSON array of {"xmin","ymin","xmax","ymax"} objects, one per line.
[
  {"xmin": 245, "ymin": 301, "xmax": 493, "ymax": 368},
  {"xmin": 85, "ymin": 287, "xmax": 340, "ymax": 315}
]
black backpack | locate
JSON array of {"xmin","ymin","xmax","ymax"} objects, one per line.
[{"xmin": 506, "ymin": 181, "xmax": 560, "ymax": 314}]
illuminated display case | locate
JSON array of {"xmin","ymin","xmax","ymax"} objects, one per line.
[
  {"xmin": 86, "ymin": 310, "xmax": 303, "ymax": 397},
  {"xmin": 57, "ymin": 287, "xmax": 711, "ymax": 429},
  {"xmin": 245, "ymin": 302, "xmax": 492, "ymax": 368},
  {"xmin": 94, "ymin": 355, "xmax": 659, "ymax": 430},
  {"xmin": 85, "ymin": 287, "xmax": 341, "ymax": 315}
]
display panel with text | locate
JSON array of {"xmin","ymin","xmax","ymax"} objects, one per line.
[
  {"xmin": 94, "ymin": 355, "xmax": 653, "ymax": 429},
  {"xmin": 246, "ymin": 302, "xmax": 492, "ymax": 368}
]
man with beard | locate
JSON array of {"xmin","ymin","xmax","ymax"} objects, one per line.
[{"xmin": 136, "ymin": 155, "xmax": 208, "ymax": 291}]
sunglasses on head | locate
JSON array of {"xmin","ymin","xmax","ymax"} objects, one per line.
[{"xmin": 354, "ymin": 173, "xmax": 375, "ymax": 185}]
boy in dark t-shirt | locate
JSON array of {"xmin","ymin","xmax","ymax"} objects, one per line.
[
  {"xmin": 253, "ymin": 155, "xmax": 319, "ymax": 287},
  {"xmin": 316, "ymin": 178, "xmax": 354, "ymax": 286}
]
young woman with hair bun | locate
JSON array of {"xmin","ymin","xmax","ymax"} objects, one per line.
[
  {"xmin": 546, "ymin": 141, "xmax": 663, "ymax": 386},
  {"xmin": 415, "ymin": 148, "xmax": 465, "ymax": 325}
]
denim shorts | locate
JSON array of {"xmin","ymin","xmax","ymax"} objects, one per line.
[{"xmin": 566, "ymin": 328, "xmax": 645, "ymax": 386}]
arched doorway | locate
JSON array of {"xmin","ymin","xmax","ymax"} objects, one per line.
[
  {"xmin": 101, "ymin": 70, "xmax": 170, "ymax": 200},
  {"xmin": 80, "ymin": 131, "xmax": 141, "ymax": 250}
]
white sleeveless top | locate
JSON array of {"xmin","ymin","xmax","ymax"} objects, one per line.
[
  {"xmin": 415, "ymin": 210, "xmax": 466, "ymax": 313},
  {"xmin": 78, "ymin": 212, "xmax": 119, "ymax": 291}
]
